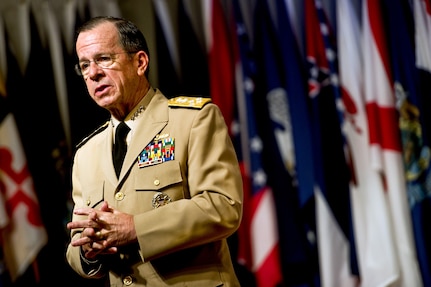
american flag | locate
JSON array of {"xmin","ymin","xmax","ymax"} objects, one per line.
[{"xmin": 232, "ymin": 0, "xmax": 282, "ymax": 286}]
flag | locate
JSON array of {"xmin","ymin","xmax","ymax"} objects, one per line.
[
  {"xmin": 361, "ymin": 0, "xmax": 421, "ymax": 285},
  {"xmin": 304, "ymin": 0, "xmax": 357, "ymax": 286},
  {"xmin": 381, "ymin": 1, "xmax": 425, "ymax": 286},
  {"xmin": 204, "ymin": 0, "xmax": 236, "ymax": 129},
  {"xmin": 277, "ymin": 0, "xmax": 314, "ymax": 211},
  {"xmin": 4, "ymin": 5, "xmax": 70, "ymax": 284},
  {"xmin": 338, "ymin": 0, "xmax": 408, "ymax": 285},
  {"xmin": 0, "ymin": 94, "xmax": 48, "ymax": 282},
  {"xmin": 64, "ymin": 3, "xmax": 108, "ymax": 147},
  {"xmin": 153, "ymin": 0, "xmax": 209, "ymax": 98},
  {"xmin": 407, "ymin": 0, "xmax": 431, "ymax": 284},
  {"xmin": 32, "ymin": 1, "xmax": 72, "ymax": 151},
  {"xmin": 414, "ymin": 0, "xmax": 431, "ymax": 145},
  {"xmin": 153, "ymin": 0, "xmax": 182, "ymax": 98},
  {"xmin": 0, "ymin": 27, "xmax": 10, "ymax": 285},
  {"xmin": 232, "ymin": 0, "xmax": 282, "ymax": 286},
  {"xmin": 272, "ymin": 0, "xmax": 320, "ymax": 285},
  {"xmin": 414, "ymin": 0, "xmax": 431, "ymax": 282},
  {"xmin": 178, "ymin": 0, "xmax": 209, "ymax": 97}
]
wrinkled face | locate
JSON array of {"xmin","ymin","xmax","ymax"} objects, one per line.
[{"xmin": 75, "ymin": 22, "xmax": 146, "ymax": 116}]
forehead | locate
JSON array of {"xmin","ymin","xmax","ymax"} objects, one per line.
[{"xmin": 76, "ymin": 22, "xmax": 120, "ymax": 56}]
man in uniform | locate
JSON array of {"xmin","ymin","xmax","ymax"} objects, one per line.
[{"xmin": 66, "ymin": 16, "xmax": 243, "ymax": 286}]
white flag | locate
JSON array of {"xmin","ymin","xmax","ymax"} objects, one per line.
[
  {"xmin": 360, "ymin": 0, "xmax": 422, "ymax": 285},
  {"xmin": 0, "ymin": 112, "xmax": 48, "ymax": 282}
]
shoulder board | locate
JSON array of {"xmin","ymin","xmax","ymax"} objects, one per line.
[
  {"xmin": 75, "ymin": 121, "xmax": 109, "ymax": 150},
  {"xmin": 168, "ymin": 96, "xmax": 212, "ymax": 109}
]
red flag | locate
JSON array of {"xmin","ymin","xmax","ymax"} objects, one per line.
[{"xmin": 205, "ymin": 0, "xmax": 236, "ymax": 130}]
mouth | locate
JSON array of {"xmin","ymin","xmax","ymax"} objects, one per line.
[{"xmin": 94, "ymin": 85, "xmax": 110, "ymax": 97}]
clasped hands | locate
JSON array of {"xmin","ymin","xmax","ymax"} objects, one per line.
[{"xmin": 67, "ymin": 201, "xmax": 137, "ymax": 259}]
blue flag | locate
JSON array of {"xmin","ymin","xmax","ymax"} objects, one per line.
[
  {"xmin": 304, "ymin": 0, "xmax": 358, "ymax": 283},
  {"xmin": 252, "ymin": 0, "xmax": 321, "ymax": 285},
  {"xmin": 383, "ymin": 0, "xmax": 431, "ymax": 285}
]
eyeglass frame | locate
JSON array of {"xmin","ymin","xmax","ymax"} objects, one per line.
[{"xmin": 74, "ymin": 51, "xmax": 138, "ymax": 77}]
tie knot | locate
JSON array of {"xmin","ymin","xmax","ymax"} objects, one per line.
[{"xmin": 116, "ymin": 122, "xmax": 130, "ymax": 141}]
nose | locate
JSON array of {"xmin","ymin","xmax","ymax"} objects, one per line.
[{"xmin": 86, "ymin": 61, "xmax": 104, "ymax": 79}]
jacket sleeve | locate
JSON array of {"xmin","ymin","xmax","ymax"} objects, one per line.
[{"xmin": 135, "ymin": 102, "xmax": 243, "ymax": 260}]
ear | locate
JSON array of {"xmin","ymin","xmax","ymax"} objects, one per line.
[{"xmin": 136, "ymin": 51, "xmax": 149, "ymax": 76}]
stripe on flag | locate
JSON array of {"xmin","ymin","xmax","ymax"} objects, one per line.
[
  {"xmin": 361, "ymin": 0, "xmax": 421, "ymax": 285},
  {"xmin": 305, "ymin": 0, "xmax": 358, "ymax": 286},
  {"xmin": 232, "ymin": 1, "xmax": 283, "ymax": 285},
  {"xmin": 337, "ymin": 0, "xmax": 394, "ymax": 286}
]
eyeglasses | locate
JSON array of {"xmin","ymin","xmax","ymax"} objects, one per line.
[{"xmin": 75, "ymin": 52, "xmax": 137, "ymax": 77}]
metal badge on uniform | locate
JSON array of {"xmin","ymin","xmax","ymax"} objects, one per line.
[
  {"xmin": 138, "ymin": 134, "xmax": 174, "ymax": 168},
  {"xmin": 152, "ymin": 192, "xmax": 172, "ymax": 208}
]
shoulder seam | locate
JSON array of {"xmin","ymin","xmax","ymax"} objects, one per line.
[{"xmin": 75, "ymin": 121, "xmax": 109, "ymax": 150}]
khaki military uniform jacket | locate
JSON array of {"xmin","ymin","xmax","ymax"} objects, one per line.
[{"xmin": 66, "ymin": 88, "xmax": 243, "ymax": 286}]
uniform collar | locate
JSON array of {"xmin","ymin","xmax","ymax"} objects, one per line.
[{"xmin": 110, "ymin": 87, "xmax": 156, "ymax": 128}]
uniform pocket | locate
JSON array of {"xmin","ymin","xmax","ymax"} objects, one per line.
[{"xmin": 134, "ymin": 160, "xmax": 183, "ymax": 191}]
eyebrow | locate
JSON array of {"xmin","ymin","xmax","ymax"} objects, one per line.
[{"xmin": 78, "ymin": 53, "xmax": 109, "ymax": 61}]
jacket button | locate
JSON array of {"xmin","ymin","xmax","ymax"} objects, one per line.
[
  {"xmin": 123, "ymin": 275, "xmax": 133, "ymax": 285},
  {"xmin": 154, "ymin": 179, "xmax": 160, "ymax": 186},
  {"xmin": 115, "ymin": 192, "xmax": 125, "ymax": 201}
]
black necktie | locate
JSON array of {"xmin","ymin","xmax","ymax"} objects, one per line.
[{"xmin": 113, "ymin": 121, "xmax": 130, "ymax": 178}]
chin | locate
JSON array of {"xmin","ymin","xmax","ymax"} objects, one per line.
[{"xmin": 95, "ymin": 96, "xmax": 114, "ymax": 108}]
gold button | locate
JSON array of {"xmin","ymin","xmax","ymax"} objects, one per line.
[
  {"xmin": 154, "ymin": 179, "xmax": 160, "ymax": 186},
  {"xmin": 115, "ymin": 192, "xmax": 125, "ymax": 201},
  {"xmin": 86, "ymin": 199, "xmax": 91, "ymax": 206},
  {"xmin": 123, "ymin": 275, "xmax": 133, "ymax": 286}
]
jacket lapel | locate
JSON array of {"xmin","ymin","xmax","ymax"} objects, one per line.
[
  {"xmin": 119, "ymin": 91, "xmax": 169, "ymax": 180},
  {"xmin": 101, "ymin": 123, "xmax": 119, "ymax": 187}
]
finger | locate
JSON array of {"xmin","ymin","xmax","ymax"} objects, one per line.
[
  {"xmin": 83, "ymin": 245, "xmax": 118, "ymax": 260},
  {"xmin": 98, "ymin": 247, "xmax": 118, "ymax": 255},
  {"xmin": 84, "ymin": 249, "xmax": 99, "ymax": 259},
  {"xmin": 91, "ymin": 213, "xmax": 108, "ymax": 228},
  {"xmin": 89, "ymin": 211, "xmax": 99, "ymax": 222},
  {"xmin": 91, "ymin": 240, "xmax": 105, "ymax": 249},
  {"xmin": 67, "ymin": 219, "xmax": 99, "ymax": 230},
  {"xmin": 70, "ymin": 227, "xmax": 101, "ymax": 247},
  {"xmin": 84, "ymin": 242, "xmax": 109, "ymax": 259},
  {"xmin": 99, "ymin": 201, "xmax": 111, "ymax": 212},
  {"xmin": 73, "ymin": 207, "xmax": 94, "ymax": 215},
  {"xmin": 66, "ymin": 222, "xmax": 75, "ymax": 230},
  {"xmin": 67, "ymin": 221, "xmax": 88, "ymax": 230},
  {"xmin": 70, "ymin": 236, "xmax": 92, "ymax": 247}
]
